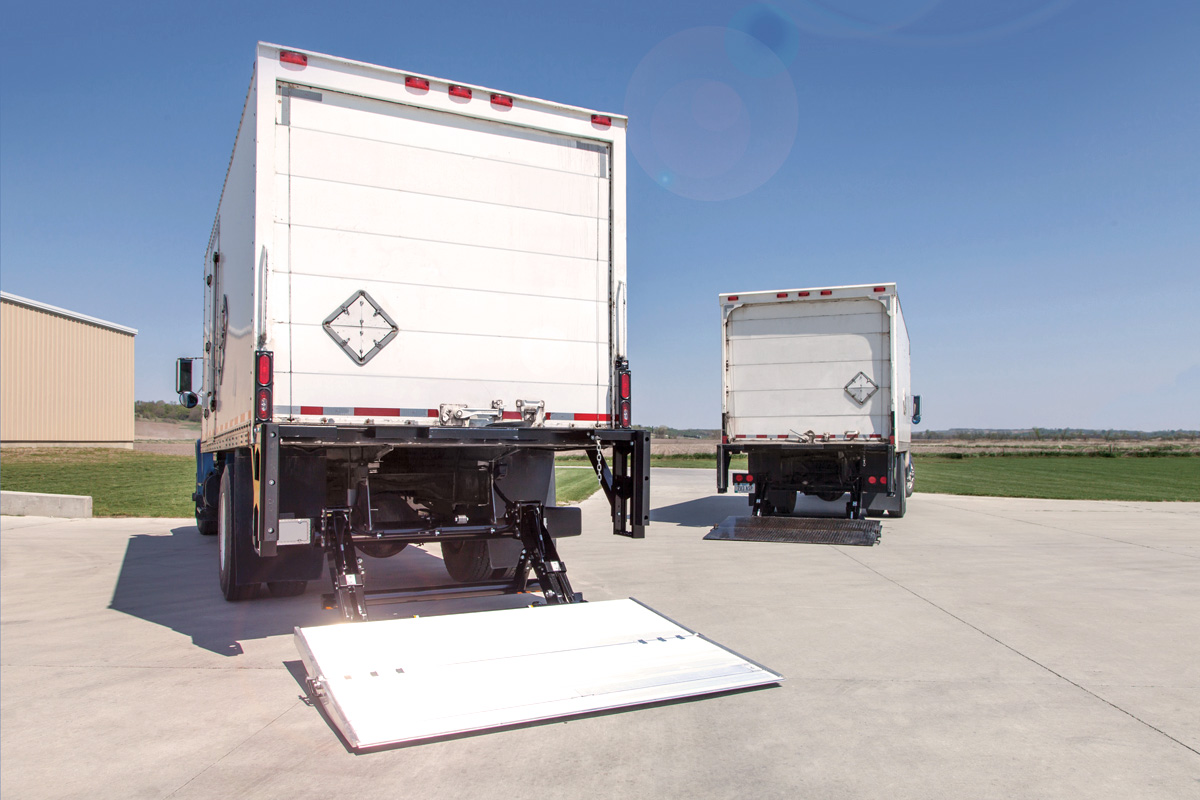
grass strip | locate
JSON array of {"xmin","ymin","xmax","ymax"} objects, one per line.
[
  {"xmin": 555, "ymin": 467, "xmax": 601, "ymax": 504},
  {"xmin": 1, "ymin": 448, "xmax": 195, "ymax": 517},
  {"xmin": 913, "ymin": 455, "xmax": 1199, "ymax": 501}
]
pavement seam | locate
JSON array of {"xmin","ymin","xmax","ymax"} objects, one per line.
[
  {"xmin": 161, "ymin": 700, "xmax": 303, "ymax": 799},
  {"xmin": 922, "ymin": 497, "xmax": 1200, "ymax": 560},
  {"xmin": 835, "ymin": 547, "xmax": 1200, "ymax": 759}
]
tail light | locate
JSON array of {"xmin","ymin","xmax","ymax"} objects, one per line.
[
  {"xmin": 255, "ymin": 350, "xmax": 273, "ymax": 422},
  {"xmin": 617, "ymin": 359, "xmax": 631, "ymax": 428}
]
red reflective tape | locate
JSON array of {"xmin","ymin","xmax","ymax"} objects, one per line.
[
  {"xmin": 427, "ymin": 409, "xmax": 439, "ymax": 418},
  {"xmin": 501, "ymin": 411, "xmax": 522, "ymax": 420},
  {"xmin": 756, "ymin": 434, "xmax": 768, "ymax": 439},
  {"xmin": 300, "ymin": 406, "xmax": 322, "ymax": 415},
  {"xmin": 777, "ymin": 434, "xmax": 788, "ymax": 439},
  {"xmin": 735, "ymin": 434, "xmax": 746, "ymax": 439},
  {"xmin": 572, "ymin": 413, "xmax": 611, "ymax": 422},
  {"xmin": 354, "ymin": 407, "xmax": 400, "ymax": 416}
]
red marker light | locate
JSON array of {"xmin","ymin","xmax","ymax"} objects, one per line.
[
  {"xmin": 745, "ymin": 474, "xmax": 754, "ymax": 483},
  {"xmin": 279, "ymin": 51, "xmax": 307, "ymax": 67},
  {"xmin": 881, "ymin": 476, "xmax": 888, "ymax": 485},
  {"xmin": 776, "ymin": 292, "xmax": 788, "ymax": 298},
  {"xmin": 874, "ymin": 286, "xmax": 886, "ymax": 293},
  {"xmin": 405, "ymin": 76, "xmax": 430, "ymax": 91},
  {"xmin": 490, "ymin": 93, "xmax": 513, "ymax": 108},
  {"xmin": 820, "ymin": 290, "xmax": 832, "ymax": 296},
  {"xmin": 797, "ymin": 291, "xmax": 810, "ymax": 297},
  {"xmin": 868, "ymin": 476, "xmax": 877, "ymax": 484},
  {"xmin": 727, "ymin": 295, "xmax": 739, "ymax": 302},
  {"xmin": 257, "ymin": 353, "xmax": 271, "ymax": 386},
  {"xmin": 591, "ymin": 114, "xmax": 611, "ymax": 127},
  {"xmin": 449, "ymin": 85, "xmax": 472, "ymax": 99}
]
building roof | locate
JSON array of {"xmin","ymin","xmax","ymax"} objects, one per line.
[{"xmin": 0, "ymin": 292, "xmax": 138, "ymax": 336}]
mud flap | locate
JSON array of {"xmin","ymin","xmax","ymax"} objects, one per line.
[{"xmin": 295, "ymin": 598, "xmax": 782, "ymax": 749}]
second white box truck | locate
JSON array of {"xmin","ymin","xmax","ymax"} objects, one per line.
[{"xmin": 717, "ymin": 283, "xmax": 920, "ymax": 519}]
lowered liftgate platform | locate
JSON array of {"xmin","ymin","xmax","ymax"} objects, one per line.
[{"xmin": 295, "ymin": 599, "xmax": 782, "ymax": 749}]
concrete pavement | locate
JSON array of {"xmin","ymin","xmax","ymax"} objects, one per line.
[{"xmin": 2, "ymin": 468, "xmax": 1198, "ymax": 799}]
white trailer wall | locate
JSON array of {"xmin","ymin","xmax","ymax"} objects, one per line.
[{"xmin": 722, "ymin": 285, "xmax": 910, "ymax": 445}]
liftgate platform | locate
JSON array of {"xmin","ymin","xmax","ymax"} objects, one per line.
[{"xmin": 296, "ymin": 598, "xmax": 783, "ymax": 749}]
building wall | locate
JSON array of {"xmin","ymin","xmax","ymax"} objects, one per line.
[{"xmin": 1, "ymin": 297, "xmax": 136, "ymax": 447}]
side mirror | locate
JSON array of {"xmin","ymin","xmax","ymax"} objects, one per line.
[
  {"xmin": 179, "ymin": 392, "xmax": 199, "ymax": 409},
  {"xmin": 912, "ymin": 395, "xmax": 922, "ymax": 426},
  {"xmin": 176, "ymin": 357, "xmax": 194, "ymax": 394}
]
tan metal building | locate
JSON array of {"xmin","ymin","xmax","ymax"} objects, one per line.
[{"xmin": 1, "ymin": 292, "xmax": 137, "ymax": 448}]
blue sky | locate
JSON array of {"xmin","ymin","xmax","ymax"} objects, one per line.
[{"xmin": 2, "ymin": 0, "xmax": 1197, "ymax": 430}]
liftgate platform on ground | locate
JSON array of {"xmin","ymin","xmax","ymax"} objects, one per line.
[{"xmin": 296, "ymin": 599, "xmax": 783, "ymax": 749}]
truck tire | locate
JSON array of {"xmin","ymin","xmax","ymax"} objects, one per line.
[
  {"xmin": 905, "ymin": 455, "xmax": 915, "ymax": 498},
  {"xmin": 196, "ymin": 515, "xmax": 217, "ymax": 536},
  {"xmin": 267, "ymin": 580, "xmax": 307, "ymax": 597},
  {"xmin": 218, "ymin": 458, "xmax": 257, "ymax": 601},
  {"xmin": 441, "ymin": 541, "xmax": 492, "ymax": 583},
  {"xmin": 816, "ymin": 491, "xmax": 844, "ymax": 502}
]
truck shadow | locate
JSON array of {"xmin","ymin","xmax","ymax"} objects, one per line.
[
  {"xmin": 108, "ymin": 526, "xmax": 528, "ymax": 656},
  {"xmin": 652, "ymin": 494, "xmax": 851, "ymax": 528}
]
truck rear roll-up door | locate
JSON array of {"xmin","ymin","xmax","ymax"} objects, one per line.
[{"xmin": 295, "ymin": 598, "xmax": 782, "ymax": 749}]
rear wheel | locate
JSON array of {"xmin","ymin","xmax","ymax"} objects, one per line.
[
  {"xmin": 816, "ymin": 491, "xmax": 844, "ymax": 502},
  {"xmin": 218, "ymin": 460, "xmax": 257, "ymax": 601},
  {"xmin": 441, "ymin": 541, "xmax": 492, "ymax": 583},
  {"xmin": 196, "ymin": 515, "xmax": 217, "ymax": 536}
]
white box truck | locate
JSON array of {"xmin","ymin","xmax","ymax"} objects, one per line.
[
  {"xmin": 716, "ymin": 283, "xmax": 920, "ymax": 519},
  {"xmin": 175, "ymin": 43, "xmax": 651, "ymax": 613},
  {"xmin": 173, "ymin": 45, "xmax": 783, "ymax": 748}
]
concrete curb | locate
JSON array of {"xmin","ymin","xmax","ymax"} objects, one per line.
[{"xmin": 0, "ymin": 490, "xmax": 93, "ymax": 518}]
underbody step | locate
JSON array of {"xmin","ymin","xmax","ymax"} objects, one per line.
[
  {"xmin": 295, "ymin": 598, "xmax": 782, "ymax": 749},
  {"xmin": 704, "ymin": 516, "xmax": 882, "ymax": 546}
]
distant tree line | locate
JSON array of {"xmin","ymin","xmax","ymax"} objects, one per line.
[
  {"xmin": 135, "ymin": 400, "xmax": 201, "ymax": 423},
  {"xmin": 913, "ymin": 428, "xmax": 1199, "ymax": 441}
]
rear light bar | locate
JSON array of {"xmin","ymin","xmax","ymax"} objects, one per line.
[
  {"xmin": 405, "ymin": 76, "xmax": 430, "ymax": 91},
  {"xmin": 255, "ymin": 350, "xmax": 273, "ymax": 422},
  {"xmin": 490, "ymin": 93, "xmax": 513, "ymax": 108},
  {"xmin": 616, "ymin": 358, "xmax": 632, "ymax": 428},
  {"xmin": 279, "ymin": 51, "xmax": 307, "ymax": 66},
  {"xmin": 449, "ymin": 85, "xmax": 472, "ymax": 99}
]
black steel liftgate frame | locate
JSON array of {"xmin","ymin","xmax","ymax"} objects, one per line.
[{"xmin": 251, "ymin": 423, "xmax": 650, "ymax": 621}]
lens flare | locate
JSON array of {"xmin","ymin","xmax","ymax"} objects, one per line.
[{"xmin": 625, "ymin": 27, "xmax": 799, "ymax": 202}]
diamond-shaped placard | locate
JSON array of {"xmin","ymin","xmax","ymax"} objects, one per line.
[
  {"xmin": 323, "ymin": 290, "xmax": 398, "ymax": 366},
  {"xmin": 844, "ymin": 371, "xmax": 878, "ymax": 405}
]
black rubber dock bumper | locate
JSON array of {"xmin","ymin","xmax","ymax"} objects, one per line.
[{"xmin": 705, "ymin": 516, "xmax": 882, "ymax": 546}]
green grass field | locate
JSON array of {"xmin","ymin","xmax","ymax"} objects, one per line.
[
  {"xmin": 913, "ymin": 455, "xmax": 1200, "ymax": 502},
  {"xmin": 3, "ymin": 449, "xmax": 1193, "ymax": 517},
  {"xmin": 1, "ymin": 449, "xmax": 195, "ymax": 517}
]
